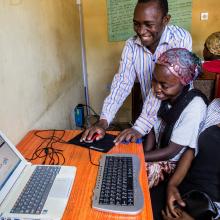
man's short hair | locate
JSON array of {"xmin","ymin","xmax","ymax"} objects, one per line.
[{"xmin": 137, "ymin": 0, "xmax": 168, "ymax": 16}]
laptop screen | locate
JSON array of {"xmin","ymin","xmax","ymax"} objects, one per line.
[{"xmin": 0, "ymin": 135, "xmax": 21, "ymax": 190}]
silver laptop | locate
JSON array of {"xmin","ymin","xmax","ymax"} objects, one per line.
[{"xmin": 0, "ymin": 131, "xmax": 77, "ymax": 220}]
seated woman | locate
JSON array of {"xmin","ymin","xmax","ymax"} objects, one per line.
[
  {"xmin": 143, "ymin": 48, "xmax": 208, "ymax": 189},
  {"xmin": 162, "ymin": 98, "xmax": 220, "ymax": 220},
  {"xmin": 203, "ymin": 31, "xmax": 220, "ymax": 74},
  {"xmin": 202, "ymin": 31, "xmax": 220, "ymax": 98}
]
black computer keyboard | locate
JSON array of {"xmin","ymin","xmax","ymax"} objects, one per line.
[
  {"xmin": 10, "ymin": 166, "xmax": 60, "ymax": 214},
  {"xmin": 92, "ymin": 154, "xmax": 144, "ymax": 215}
]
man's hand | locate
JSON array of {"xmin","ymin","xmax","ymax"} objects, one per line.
[
  {"xmin": 166, "ymin": 185, "xmax": 186, "ymax": 217},
  {"xmin": 114, "ymin": 128, "xmax": 142, "ymax": 145},
  {"xmin": 80, "ymin": 119, "xmax": 108, "ymax": 142}
]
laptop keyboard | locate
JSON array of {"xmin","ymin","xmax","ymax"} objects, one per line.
[
  {"xmin": 92, "ymin": 154, "xmax": 144, "ymax": 215},
  {"xmin": 10, "ymin": 166, "xmax": 60, "ymax": 215}
]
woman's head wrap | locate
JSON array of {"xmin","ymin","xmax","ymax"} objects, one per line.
[
  {"xmin": 156, "ymin": 48, "xmax": 201, "ymax": 85},
  {"xmin": 205, "ymin": 31, "xmax": 220, "ymax": 56}
]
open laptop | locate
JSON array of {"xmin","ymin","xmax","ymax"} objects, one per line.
[{"xmin": 0, "ymin": 131, "xmax": 77, "ymax": 220}]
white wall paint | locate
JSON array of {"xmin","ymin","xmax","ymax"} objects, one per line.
[{"xmin": 0, "ymin": 0, "xmax": 83, "ymax": 143}]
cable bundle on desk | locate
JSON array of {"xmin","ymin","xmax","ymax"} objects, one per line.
[{"xmin": 27, "ymin": 130, "xmax": 66, "ymax": 165}]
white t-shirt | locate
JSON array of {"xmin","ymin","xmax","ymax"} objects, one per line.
[{"xmin": 154, "ymin": 96, "xmax": 207, "ymax": 162}]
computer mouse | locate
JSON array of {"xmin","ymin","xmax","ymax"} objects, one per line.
[{"xmin": 84, "ymin": 133, "xmax": 100, "ymax": 143}]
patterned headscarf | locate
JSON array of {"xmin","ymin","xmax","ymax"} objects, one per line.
[
  {"xmin": 156, "ymin": 48, "xmax": 202, "ymax": 85},
  {"xmin": 205, "ymin": 31, "xmax": 220, "ymax": 56}
]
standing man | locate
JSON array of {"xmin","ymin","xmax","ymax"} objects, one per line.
[{"xmin": 81, "ymin": 0, "xmax": 192, "ymax": 143}]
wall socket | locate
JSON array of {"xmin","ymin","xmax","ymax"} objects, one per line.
[
  {"xmin": 200, "ymin": 12, "xmax": 208, "ymax": 21},
  {"xmin": 76, "ymin": 0, "xmax": 81, "ymax": 5}
]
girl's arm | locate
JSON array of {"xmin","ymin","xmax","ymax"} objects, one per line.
[
  {"xmin": 168, "ymin": 148, "xmax": 195, "ymax": 186},
  {"xmin": 143, "ymin": 129, "xmax": 156, "ymax": 153},
  {"xmin": 166, "ymin": 148, "xmax": 195, "ymax": 217},
  {"xmin": 144, "ymin": 141, "xmax": 183, "ymax": 162}
]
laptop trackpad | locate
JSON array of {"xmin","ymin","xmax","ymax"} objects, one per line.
[{"xmin": 49, "ymin": 178, "xmax": 72, "ymax": 198}]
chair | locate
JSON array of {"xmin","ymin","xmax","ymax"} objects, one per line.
[
  {"xmin": 214, "ymin": 74, "xmax": 220, "ymax": 98},
  {"xmin": 195, "ymin": 70, "xmax": 220, "ymax": 101}
]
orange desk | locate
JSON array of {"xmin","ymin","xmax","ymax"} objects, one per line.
[{"xmin": 17, "ymin": 130, "xmax": 153, "ymax": 220}]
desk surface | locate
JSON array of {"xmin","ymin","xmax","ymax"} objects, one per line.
[{"xmin": 17, "ymin": 130, "xmax": 153, "ymax": 220}]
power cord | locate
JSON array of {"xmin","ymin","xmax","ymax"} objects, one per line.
[
  {"xmin": 26, "ymin": 130, "xmax": 66, "ymax": 165},
  {"xmin": 81, "ymin": 104, "xmax": 99, "ymax": 117},
  {"xmin": 80, "ymin": 104, "xmax": 100, "ymax": 128},
  {"xmin": 88, "ymin": 147, "xmax": 100, "ymax": 166}
]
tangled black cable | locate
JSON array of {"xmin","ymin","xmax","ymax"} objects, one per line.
[{"xmin": 26, "ymin": 130, "xmax": 66, "ymax": 165}]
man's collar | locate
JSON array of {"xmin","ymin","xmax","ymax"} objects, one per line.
[
  {"xmin": 134, "ymin": 36, "xmax": 142, "ymax": 47},
  {"xmin": 159, "ymin": 25, "xmax": 170, "ymax": 45}
]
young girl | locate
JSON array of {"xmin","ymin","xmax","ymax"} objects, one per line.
[{"xmin": 144, "ymin": 48, "xmax": 208, "ymax": 188}]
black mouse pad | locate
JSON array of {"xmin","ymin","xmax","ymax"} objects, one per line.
[{"xmin": 67, "ymin": 132, "xmax": 116, "ymax": 153}]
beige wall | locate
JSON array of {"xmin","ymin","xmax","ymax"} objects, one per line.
[
  {"xmin": 83, "ymin": 0, "xmax": 131, "ymax": 123},
  {"xmin": 192, "ymin": 0, "xmax": 220, "ymax": 56},
  {"xmin": 83, "ymin": 0, "xmax": 220, "ymax": 123},
  {"xmin": 0, "ymin": 0, "xmax": 83, "ymax": 143}
]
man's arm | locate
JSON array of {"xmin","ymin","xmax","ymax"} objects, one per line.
[
  {"xmin": 114, "ymin": 90, "xmax": 161, "ymax": 145},
  {"xmin": 133, "ymin": 90, "xmax": 161, "ymax": 135},
  {"xmin": 81, "ymin": 39, "xmax": 136, "ymax": 142},
  {"xmin": 100, "ymin": 39, "xmax": 137, "ymax": 124}
]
